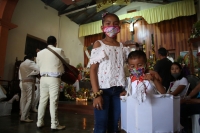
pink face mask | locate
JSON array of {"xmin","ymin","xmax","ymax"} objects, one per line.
[{"xmin": 103, "ymin": 26, "xmax": 120, "ymax": 38}]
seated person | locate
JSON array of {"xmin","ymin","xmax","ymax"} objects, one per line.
[
  {"xmin": 167, "ymin": 62, "xmax": 188, "ymax": 97},
  {"xmin": 120, "ymin": 50, "xmax": 166, "ymax": 101},
  {"xmin": 180, "ymin": 83, "xmax": 200, "ymax": 132}
]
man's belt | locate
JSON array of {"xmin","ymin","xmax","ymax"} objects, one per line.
[{"xmin": 41, "ymin": 74, "xmax": 61, "ymax": 78}]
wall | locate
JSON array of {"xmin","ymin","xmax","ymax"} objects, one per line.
[{"xmin": 4, "ymin": 0, "xmax": 84, "ymax": 80}]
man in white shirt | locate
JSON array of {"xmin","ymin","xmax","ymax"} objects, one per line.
[
  {"xmin": 36, "ymin": 36, "xmax": 67, "ymax": 130},
  {"xmin": 19, "ymin": 54, "xmax": 40, "ymax": 122}
]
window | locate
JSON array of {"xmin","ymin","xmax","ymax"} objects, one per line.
[{"xmin": 25, "ymin": 34, "xmax": 47, "ymax": 57}]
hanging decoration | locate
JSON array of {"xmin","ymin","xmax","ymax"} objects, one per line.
[
  {"xmin": 143, "ymin": 40, "xmax": 146, "ymax": 53},
  {"xmin": 151, "ymin": 34, "xmax": 156, "ymax": 64},
  {"xmin": 96, "ymin": 0, "xmax": 130, "ymax": 12},
  {"xmin": 84, "ymin": 43, "xmax": 93, "ymax": 68},
  {"xmin": 189, "ymin": 20, "xmax": 200, "ymax": 39}
]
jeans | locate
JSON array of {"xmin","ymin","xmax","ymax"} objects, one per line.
[{"xmin": 94, "ymin": 86, "xmax": 123, "ymax": 133}]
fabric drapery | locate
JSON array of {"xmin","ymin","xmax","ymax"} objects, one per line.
[{"xmin": 79, "ymin": 0, "xmax": 195, "ymax": 37}]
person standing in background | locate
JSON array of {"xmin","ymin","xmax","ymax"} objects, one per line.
[
  {"xmin": 19, "ymin": 54, "xmax": 40, "ymax": 122},
  {"xmin": 31, "ymin": 77, "xmax": 40, "ymax": 112},
  {"xmin": 36, "ymin": 36, "xmax": 67, "ymax": 130},
  {"xmin": 154, "ymin": 47, "xmax": 172, "ymax": 90},
  {"xmin": 31, "ymin": 48, "xmax": 41, "ymax": 113}
]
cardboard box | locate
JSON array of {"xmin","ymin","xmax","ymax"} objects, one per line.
[{"xmin": 121, "ymin": 94, "xmax": 181, "ymax": 133}]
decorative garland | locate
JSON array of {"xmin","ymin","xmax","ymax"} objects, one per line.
[{"xmin": 190, "ymin": 21, "xmax": 200, "ymax": 39}]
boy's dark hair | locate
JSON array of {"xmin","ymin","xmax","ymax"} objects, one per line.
[
  {"xmin": 102, "ymin": 12, "xmax": 120, "ymax": 24},
  {"xmin": 24, "ymin": 54, "xmax": 34, "ymax": 61},
  {"xmin": 47, "ymin": 36, "xmax": 57, "ymax": 45},
  {"xmin": 158, "ymin": 47, "xmax": 167, "ymax": 56},
  {"xmin": 171, "ymin": 62, "xmax": 184, "ymax": 80},
  {"xmin": 128, "ymin": 50, "xmax": 147, "ymax": 63}
]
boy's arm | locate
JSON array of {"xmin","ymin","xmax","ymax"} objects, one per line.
[
  {"xmin": 153, "ymin": 79, "xmax": 166, "ymax": 94},
  {"xmin": 148, "ymin": 70, "xmax": 162, "ymax": 83}
]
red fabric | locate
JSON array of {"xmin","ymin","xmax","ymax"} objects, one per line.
[{"xmin": 130, "ymin": 76, "xmax": 144, "ymax": 83}]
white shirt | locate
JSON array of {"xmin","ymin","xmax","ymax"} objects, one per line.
[
  {"xmin": 167, "ymin": 56, "xmax": 174, "ymax": 62},
  {"xmin": 90, "ymin": 40, "xmax": 130, "ymax": 89},
  {"xmin": 124, "ymin": 77, "xmax": 159, "ymax": 103},
  {"xmin": 19, "ymin": 59, "xmax": 40, "ymax": 80},
  {"xmin": 170, "ymin": 77, "xmax": 188, "ymax": 96},
  {"xmin": 36, "ymin": 45, "xmax": 68, "ymax": 77}
]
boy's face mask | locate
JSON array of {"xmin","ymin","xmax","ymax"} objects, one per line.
[
  {"xmin": 129, "ymin": 67, "xmax": 145, "ymax": 78},
  {"xmin": 102, "ymin": 26, "xmax": 120, "ymax": 38}
]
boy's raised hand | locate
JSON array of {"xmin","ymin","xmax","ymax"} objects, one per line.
[
  {"xmin": 144, "ymin": 73, "xmax": 154, "ymax": 81},
  {"xmin": 148, "ymin": 70, "xmax": 162, "ymax": 83}
]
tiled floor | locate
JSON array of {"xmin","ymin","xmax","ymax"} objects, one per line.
[
  {"xmin": 0, "ymin": 110, "xmax": 95, "ymax": 133},
  {"xmin": 0, "ymin": 101, "xmax": 126, "ymax": 133}
]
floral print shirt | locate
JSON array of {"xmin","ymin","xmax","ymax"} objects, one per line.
[{"xmin": 90, "ymin": 40, "xmax": 130, "ymax": 89}]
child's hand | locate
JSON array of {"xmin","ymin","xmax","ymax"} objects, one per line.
[
  {"xmin": 144, "ymin": 73, "xmax": 154, "ymax": 81},
  {"xmin": 148, "ymin": 70, "xmax": 162, "ymax": 83},
  {"xmin": 120, "ymin": 90, "xmax": 127, "ymax": 96}
]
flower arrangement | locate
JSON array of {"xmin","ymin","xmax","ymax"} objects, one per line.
[
  {"xmin": 63, "ymin": 83, "xmax": 93, "ymax": 101},
  {"xmin": 189, "ymin": 21, "xmax": 200, "ymax": 39},
  {"xmin": 76, "ymin": 63, "xmax": 83, "ymax": 72},
  {"xmin": 82, "ymin": 67, "xmax": 90, "ymax": 79},
  {"xmin": 64, "ymin": 84, "xmax": 76, "ymax": 101},
  {"xmin": 176, "ymin": 56, "xmax": 184, "ymax": 64},
  {"xmin": 147, "ymin": 59, "xmax": 155, "ymax": 70}
]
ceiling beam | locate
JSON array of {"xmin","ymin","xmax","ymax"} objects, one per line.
[
  {"xmin": 83, "ymin": 5, "xmax": 125, "ymax": 24},
  {"xmin": 58, "ymin": 4, "xmax": 69, "ymax": 12},
  {"xmin": 41, "ymin": 0, "xmax": 54, "ymax": 5},
  {"xmin": 69, "ymin": 9, "xmax": 88, "ymax": 20},
  {"xmin": 59, "ymin": 0, "xmax": 96, "ymax": 16},
  {"xmin": 59, "ymin": 4, "xmax": 97, "ymax": 16},
  {"xmin": 79, "ymin": 10, "xmax": 101, "ymax": 25}
]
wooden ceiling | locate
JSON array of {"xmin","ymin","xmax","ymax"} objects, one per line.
[{"xmin": 41, "ymin": 0, "xmax": 183, "ymax": 25}]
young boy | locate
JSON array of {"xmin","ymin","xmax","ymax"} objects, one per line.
[{"xmin": 121, "ymin": 50, "xmax": 166, "ymax": 102}]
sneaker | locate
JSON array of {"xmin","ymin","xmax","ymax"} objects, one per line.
[
  {"xmin": 51, "ymin": 125, "xmax": 66, "ymax": 131},
  {"xmin": 20, "ymin": 118, "xmax": 33, "ymax": 123}
]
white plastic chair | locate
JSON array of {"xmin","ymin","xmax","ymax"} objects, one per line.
[
  {"xmin": 191, "ymin": 114, "xmax": 200, "ymax": 133},
  {"xmin": 180, "ymin": 83, "xmax": 190, "ymax": 98}
]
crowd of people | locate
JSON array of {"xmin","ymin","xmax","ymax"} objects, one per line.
[
  {"xmin": 18, "ymin": 36, "xmax": 67, "ymax": 130},
  {"xmin": 16, "ymin": 12, "xmax": 200, "ymax": 133},
  {"xmin": 90, "ymin": 13, "xmax": 199, "ymax": 133}
]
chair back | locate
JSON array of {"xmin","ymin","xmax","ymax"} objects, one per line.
[
  {"xmin": 180, "ymin": 83, "xmax": 190, "ymax": 98},
  {"xmin": 186, "ymin": 75, "xmax": 200, "ymax": 94}
]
